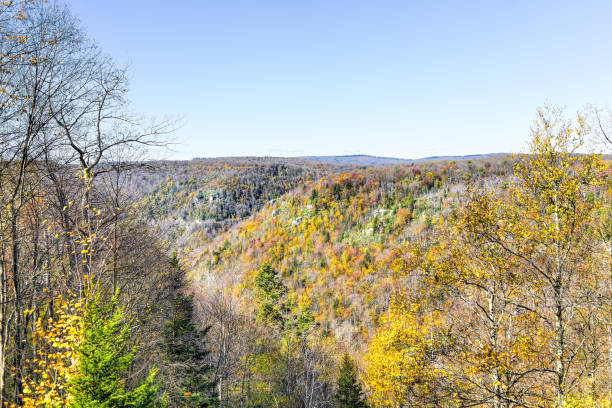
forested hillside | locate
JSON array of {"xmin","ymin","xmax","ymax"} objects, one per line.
[
  {"xmin": 185, "ymin": 156, "xmax": 512, "ymax": 350},
  {"xmin": 0, "ymin": 2, "xmax": 610, "ymax": 408},
  {"xmin": 161, "ymin": 113, "xmax": 611, "ymax": 407},
  {"xmin": 127, "ymin": 159, "xmax": 328, "ymax": 243},
  {"xmin": 135, "ymin": 159, "xmax": 326, "ymax": 221}
]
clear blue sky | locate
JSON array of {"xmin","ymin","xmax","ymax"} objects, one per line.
[{"xmin": 68, "ymin": 1, "xmax": 612, "ymax": 160}]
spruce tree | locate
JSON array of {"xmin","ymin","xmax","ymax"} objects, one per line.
[
  {"xmin": 69, "ymin": 295, "xmax": 160, "ymax": 408},
  {"xmin": 335, "ymin": 354, "xmax": 368, "ymax": 408},
  {"xmin": 162, "ymin": 254, "xmax": 217, "ymax": 408},
  {"xmin": 253, "ymin": 262, "xmax": 286, "ymax": 325}
]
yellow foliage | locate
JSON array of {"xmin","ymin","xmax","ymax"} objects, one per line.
[
  {"xmin": 364, "ymin": 295, "xmax": 445, "ymax": 407},
  {"xmin": 22, "ymin": 295, "xmax": 83, "ymax": 408}
]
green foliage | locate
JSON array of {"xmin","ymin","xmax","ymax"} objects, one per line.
[
  {"xmin": 254, "ymin": 263, "xmax": 286, "ymax": 303},
  {"xmin": 335, "ymin": 355, "xmax": 367, "ymax": 408},
  {"xmin": 295, "ymin": 307, "xmax": 315, "ymax": 335},
  {"xmin": 254, "ymin": 263, "xmax": 288, "ymax": 325},
  {"xmin": 162, "ymin": 255, "xmax": 217, "ymax": 408},
  {"xmin": 69, "ymin": 296, "xmax": 160, "ymax": 408},
  {"xmin": 310, "ymin": 188, "xmax": 319, "ymax": 202}
]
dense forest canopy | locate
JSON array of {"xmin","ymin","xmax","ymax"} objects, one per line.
[{"xmin": 0, "ymin": 1, "xmax": 610, "ymax": 408}]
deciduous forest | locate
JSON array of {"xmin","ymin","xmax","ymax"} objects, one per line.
[{"xmin": 0, "ymin": 1, "xmax": 610, "ymax": 408}]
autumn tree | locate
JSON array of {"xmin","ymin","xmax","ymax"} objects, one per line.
[
  {"xmin": 22, "ymin": 294, "xmax": 83, "ymax": 408},
  {"xmin": 415, "ymin": 107, "xmax": 611, "ymax": 407},
  {"xmin": 0, "ymin": 1, "xmax": 174, "ymax": 403},
  {"xmin": 364, "ymin": 295, "xmax": 446, "ymax": 408},
  {"xmin": 493, "ymin": 108, "xmax": 609, "ymax": 405}
]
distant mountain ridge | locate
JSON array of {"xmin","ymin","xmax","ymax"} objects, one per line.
[{"xmin": 298, "ymin": 153, "xmax": 508, "ymax": 166}]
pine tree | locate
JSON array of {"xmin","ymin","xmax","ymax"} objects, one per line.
[
  {"xmin": 335, "ymin": 354, "xmax": 368, "ymax": 408},
  {"xmin": 162, "ymin": 254, "xmax": 217, "ymax": 408},
  {"xmin": 68, "ymin": 295, "xmax": 160, "ymax": 408},
  {"xmin": 253, "ymin": 262, "xmax": 287, "ymax": 325}
]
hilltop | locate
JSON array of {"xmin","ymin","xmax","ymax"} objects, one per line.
[
  {"xmin": 299, "ymin": 153, "xmax": 508, "ymax": 165},
  {"xmin": 188, "ymin": 153, "xmax": 509, "ymax": 166}
]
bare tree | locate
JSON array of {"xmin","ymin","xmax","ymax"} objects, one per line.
[
  {"xmin": 0, "ymin": 2, "xmax": 175, "ymax": 402},
  {"xmin": 587, "ymin": 105, "xmax": 612, "ymax": 149}
]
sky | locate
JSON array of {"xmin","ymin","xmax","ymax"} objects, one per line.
[{"xmin": 67, "ymin": 1, "xmax": 612, "ymax": 160}]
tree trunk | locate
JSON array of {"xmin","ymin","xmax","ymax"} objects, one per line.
[
  {"xmin": 488, "ymin": 289, "xmax": 502, "ymax": 408},
  {"xmin": 554, "ymin": 280, "xmax": 565, "ymax": 406},
  {"xmin": 0, "ymin": 243, "xmax": 7, "ymax": 406},
  {"xmin": 10, "ymin": 210, "xmax": 23, "ymax": 405}
]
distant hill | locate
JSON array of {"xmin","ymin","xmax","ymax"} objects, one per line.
[{"xmin": 298, "ymin": 153, "xmax": 508, "ymax": 165}]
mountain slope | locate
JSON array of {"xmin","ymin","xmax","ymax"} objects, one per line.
[{"xmin": 182, "ymin": 156, "xmax": 514, "ymax": 350}]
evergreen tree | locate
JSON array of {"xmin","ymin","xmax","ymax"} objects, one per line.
[
  {"xmin": 254, "ymin": 263, "xmax": 287, "ymax": 325},
  {"xmin": 162, "ymin": 254, "xmax": 217, "ymax": 408},
  {"xmin": 69, "ymin": 295, "xmax": 160, "ymax": 408},
  {"xmin": 335, "ymin": 354, "xmax": 368, "ymax": 408},
  {"xmin": 254, "ymin": 262, "xmax": 285, "ymax": 304}
]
